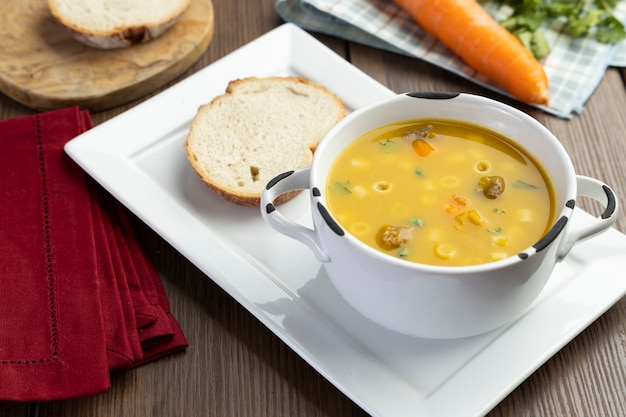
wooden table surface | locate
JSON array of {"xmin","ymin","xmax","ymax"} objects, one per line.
[{"xmin": 2, "ymin": 0, "xmax": 626, "ymax": 416}]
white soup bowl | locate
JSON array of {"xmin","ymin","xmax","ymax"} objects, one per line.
[{"xmin": 261, "ymin": 92, "xmax": 618, "ymax": 339}]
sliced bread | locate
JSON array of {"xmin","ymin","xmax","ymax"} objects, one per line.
[
  {"xmin": 184, "ymin": 76, "xmax": 346, "ymax": 207},
  {"xmin": 48, "ymin": 0, "xmax": 192, "ymax": 49}
]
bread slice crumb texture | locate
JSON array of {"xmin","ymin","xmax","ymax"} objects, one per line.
[
  {"xmin": 48, "ymin": 0, "xmax": 191, "ymax": 35},
  {"xmin": 185, "ymin": 77, "xmax": 346, "ymax": 207}
]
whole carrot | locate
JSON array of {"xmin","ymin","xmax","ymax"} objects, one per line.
[{"xmin": 394, "ymin": 0, "xmax": 549, "ymax": 105}]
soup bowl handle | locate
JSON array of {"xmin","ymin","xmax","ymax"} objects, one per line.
[
  {"xmin": 557, "ymin": 175, "xmax": 619, "ymax": 260},
  {"xmin": 261, "ymin": 167, "xmax": 331, "ymax": 262}
]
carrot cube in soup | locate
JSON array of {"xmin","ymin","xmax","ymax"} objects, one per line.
[{"xmin": 412, "ymin": 139, "xmax": 435, "ymax": 156}]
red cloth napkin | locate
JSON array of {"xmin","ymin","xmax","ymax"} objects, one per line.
[{"xmin": 0, "ymin": 107, "xmax": 188, "ymax": 406}]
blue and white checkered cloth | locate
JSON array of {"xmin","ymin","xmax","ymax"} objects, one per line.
[{"xmin": 276, "ymin": 0, "xmax": 626, "ymax": 118}]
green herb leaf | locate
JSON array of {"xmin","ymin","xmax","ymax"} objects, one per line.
[
  {"xmin": 409, "ymin": 217, "xmax": 425, "ymax": 227},
  {"xmin": 513, "ymin": 179, "xmax": 538, "ymax": 189},
  {"xmin": 488, "ymin": 227, "xmax": 504, "ymax": 233},
  {"xmin": 566, "ymin": 9, "xmax": 605, "ymax": 37},
  {"xmin": 379, "ymin": 139, "xmax": 400, "ymax": 152},
  {"xmin": 415, "ymin": 168, "xmax": 425, "ymax": 177},
  {"xmin": 546, "ymin": 2, "xmax": 578, "ymax": 17},
  {"xmin": 398, "ymin": 248, "xmax": 409, "ymax": 258},
  {"xmin": 596, "ymin": 15, "xmax": 626, "ymax": 43},
  {"xmin": 481, "ymin": 0, "xmax": 626, "ymax": 59},
  {"xmin": 530, "ymin": 29, "xmax": 552, "ymax": 59},
  {"xmin": 493, "ymin": 208, "xmax": 506, "ymax": 214},
  {"xmin": 334, "ymin": 181, "xmax": 351, "ymax": 194}
]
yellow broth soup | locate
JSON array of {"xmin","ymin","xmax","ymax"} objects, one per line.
[{"xmin": 325, "ymin": 119, "xmax": 556, "ymax": 266}]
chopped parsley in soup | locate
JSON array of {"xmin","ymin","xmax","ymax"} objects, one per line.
[{"xmin": 326, "ymin": 119, "xmax": 556, "ymax": 266}]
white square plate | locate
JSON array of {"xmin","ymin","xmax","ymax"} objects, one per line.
[{"xmin": 65, "ymin": 23, "xmax": 626, "ymax": 417}]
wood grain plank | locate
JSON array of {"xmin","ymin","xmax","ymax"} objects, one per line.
[{"xmin": 0, "ymin": 0, "xmax": 214, "ymax": 111}]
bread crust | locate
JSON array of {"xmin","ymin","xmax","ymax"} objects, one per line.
[
  {"xmin": 47, "ymin": 0, "xmax": 191, "ymax": 49},
  {"xmin": 184, "ymin": 76, "xmax": 346, "ymax": 207}
]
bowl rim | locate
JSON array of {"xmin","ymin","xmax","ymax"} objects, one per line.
[{"xmin": 310, "ymin": 92, "xmax": 578, "ymax": 273}]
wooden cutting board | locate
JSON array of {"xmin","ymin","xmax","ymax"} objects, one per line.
[{"xmin": 0, "ymin": 0, "xmax": 214, "ymax": 111}]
